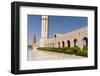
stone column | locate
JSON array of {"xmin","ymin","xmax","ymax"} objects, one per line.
[{"xmin": 39, "ymin": 16, "xmax": 48, "ymax": 47}]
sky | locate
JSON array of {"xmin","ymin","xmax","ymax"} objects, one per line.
[{"xmin": 28, "ymin": 15, "xmax": 87, "ymax": 45}]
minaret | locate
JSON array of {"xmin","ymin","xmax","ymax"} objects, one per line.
[
  {"xmin": 33, "ymin": 33, "xmax": 36, "ymax": 44},
  {"xmin": 32, "ymin": 33, "xmax": 36, "ymax": 48},
  {"xmin": 39, "ymin": 16, "xmax": 48, "ymax": 47}
]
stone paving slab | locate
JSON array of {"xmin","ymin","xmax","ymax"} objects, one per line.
[{"xmin": 27, "ymin": 48, "xmax": 86, "ymax": 61}]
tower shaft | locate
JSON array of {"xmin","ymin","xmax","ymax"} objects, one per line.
[
  {"xmin": 41, "ymin": 16, "xmax": 48, "ymax": 38},
  {"xmin": 39, "ymin": 16, "xmax": 48, "ymax": 47}
]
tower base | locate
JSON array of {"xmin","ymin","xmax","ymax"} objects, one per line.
[{"xmin": 39, "ymin": 38, "xmax": 48, "ymax": 47}]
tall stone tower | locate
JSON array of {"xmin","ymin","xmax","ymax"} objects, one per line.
[
  {"xmin": 33, "ymin": 33, "xmax": 36, "ymax": 44},
  {"xmin": 39, "ymin": 16, "xmax": 48, "ymax": 47}
]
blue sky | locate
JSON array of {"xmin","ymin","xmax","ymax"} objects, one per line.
[{"xmin": 28, "ymin": 15, "xmax": 87, "ymax": 45}]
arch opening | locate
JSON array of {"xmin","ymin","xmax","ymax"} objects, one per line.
[
  {"xmin": 62, "ymin": 41, "xmax": 65, "ymax": 47},
  {"xmin": 67, "ymin": 40, "xmax": 70, "ymax": 47},
  {"xmin": 82, "ymin": 37, "xmax": 88, "ymax": 47},
  {"xmin": 58, "ymin": 42, "xmax": 60, "ymax": 48},
  {"xmin": 73, "ymin": 39, "xmax": 77, "ymax": 47}
]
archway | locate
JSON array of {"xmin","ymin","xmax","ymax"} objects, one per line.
[
  {"xmin": 62, "ymin": 41, "xmax": 65, "ymax": 47},
  {"xmin": 82, "ymin": 37, "xmax": 88, "ymax": 47},
  {"xmin": 67, "ymin": 40, "xmax": 70, "ymax": 47},
  {"xmin": 73, "ymin": 39, "xmax": 77, "ymax": 47},
  {"xmin": 58, "ymin": 42, "xmax": 60, "ymax": 48}
]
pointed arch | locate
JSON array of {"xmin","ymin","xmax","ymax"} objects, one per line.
[
  {"xmin": 58, "ymin": 42, "xmax": 60, "ymax": 48},
  {"xmin": 82, "ymin": 37, "xmax": 88, "ymax": 47},
  {"xmin": 62, "ymin": 41, "xmax": 65, "ymax": 47},
  {"xmin": 67, "ymin": 40, "xmax": 70, "ymax": 47},
  {"xmin": 73, "ymin": 39, "xmax": 77, "ymax": 47}
]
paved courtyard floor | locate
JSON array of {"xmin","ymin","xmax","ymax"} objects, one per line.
[{"xmin": 28, "ymin": 48, "xmax": 86, "ymax": 61}]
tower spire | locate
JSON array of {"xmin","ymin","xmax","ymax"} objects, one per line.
[{"xmin": 39, "ymin": 15, "xmax": 48, "ymax": 47}]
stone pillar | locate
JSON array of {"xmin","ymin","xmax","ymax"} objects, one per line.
[{"xmin": 39, "ymin": 16, "xmax": 48, "ymax": 47}]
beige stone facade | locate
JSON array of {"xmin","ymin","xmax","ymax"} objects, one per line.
[{"xmin": 41, "ymin": 26, "xmax": 88, "ymax": 49}]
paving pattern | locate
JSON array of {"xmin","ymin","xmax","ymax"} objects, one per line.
[{"xmin": 27, "ymin": 48, "xmax": 85, "ymax": 61}]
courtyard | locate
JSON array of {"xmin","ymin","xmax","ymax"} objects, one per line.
[{"xmin": 28, "ymin": 48, "xmax": 85, "ymax": 61}]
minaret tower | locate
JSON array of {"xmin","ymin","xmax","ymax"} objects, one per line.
[
  {"xmin": 32, "ymin": 33, "xmax": 36, "ymax": 48},
  {"xmin": 39, "ymin": 16, "xmax": 48, "ymax": 47},
  {"xmin": 33, "ymin": 33, "xmax": 36, "ymax": 44}
]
